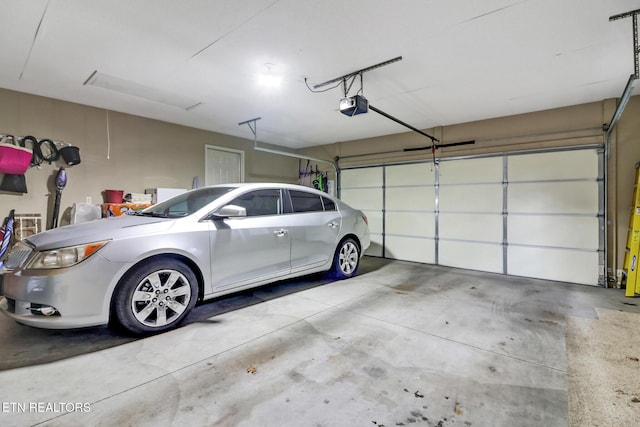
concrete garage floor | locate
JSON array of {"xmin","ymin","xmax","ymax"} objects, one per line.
[{"xmin": 0, "ymin": 257, "xmax": 638, "ymax": 427}]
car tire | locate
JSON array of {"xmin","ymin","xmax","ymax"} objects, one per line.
[
  {"xmin": 112, "ymin": 258, "xmax": 198, "ymax": 335},
  {"xmin": 329, "ymin": 238, "xmax": 360, "ymax": 279}
]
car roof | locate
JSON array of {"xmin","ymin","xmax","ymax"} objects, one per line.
[{"xmin": 208, "ymin": 182, "xmax": 333, "ymax": 197}]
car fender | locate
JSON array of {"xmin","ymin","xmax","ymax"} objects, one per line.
[{"xmin": 98, "ymin": 239, "xmax": 212, "ymax": 313}]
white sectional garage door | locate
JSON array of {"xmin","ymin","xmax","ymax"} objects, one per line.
[
  {"xmin": 339, "ymin": 147, "xmax": 604, "ymax": 286},
  {"xmin": 439, "ymin": 156, "xmax": 504, "ymax": 274},
  {"xmin": 340, "ymin": 167, "xmax": 384, "ymax": 257},
  {"xmin": 506, "ymin": 150, "xmax": 602, "ymax": 285},
  {"xmin": 385, "ymin": 163, "xmax": 435, "ymax": 264}
]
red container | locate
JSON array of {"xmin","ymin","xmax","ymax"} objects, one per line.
[{"xmin": 105, "ymin": 190, "xmax": 124, "ymax": 203}]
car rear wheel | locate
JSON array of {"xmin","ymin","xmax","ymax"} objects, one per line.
[
  {"xmin": 112, "ymin": 258, "xmax": 198, "ymax": 335},
  {"xmin": 330, "ymin": 238, "xmax": 360, "ymax": 279}
]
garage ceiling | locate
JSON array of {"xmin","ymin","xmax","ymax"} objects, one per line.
[{"xmin": 0, "ymin": 0, "xmax": 638, "ymax": 148}]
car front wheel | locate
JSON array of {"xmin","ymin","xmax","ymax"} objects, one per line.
[
  {"xmin": 112, "ymin": 258, "xmax": 198, "ymax": 335},
  {"xmin": 330, "ymin": 238, "xmax": 360, "ymax": 279}
]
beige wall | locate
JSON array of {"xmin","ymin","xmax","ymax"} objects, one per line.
[
  {"xmin": 0, "ymin": 88, "xmax": 298, "ymax": 227},
  {"xmin": 302, "ymin": 96, "xmax": 640, "ymax": 282},
  {"xmin": 611, "ymin": 95, "xmax": 640, "ymax": 279}
]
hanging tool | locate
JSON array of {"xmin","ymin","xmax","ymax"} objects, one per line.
[
  {"xmin": 50, "ymin": 167, "xmax": 67, "ymax": 229},
  {"xmin": 0, "ymin": 209, "xmax": 15, "ymax": 269},
  {"xmin": 313, "ymin": 168, "xmax": 327, "ymax": 192},
  {"xmin": 299, "ymin": 159, "xmax": 313, "ymax": 187}
]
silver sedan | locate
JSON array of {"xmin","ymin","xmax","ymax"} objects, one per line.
[{"xmin": 0, "ymin": 183, "xmax": 370, "ymax": 334}]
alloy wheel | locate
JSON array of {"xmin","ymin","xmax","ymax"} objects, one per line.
[
  {"xmin": 131, "ymin": 269, "xmax": 192, "ymax": 328},
  {"xmin": 339, "ymin": 241, "xmax": 359, "ymax": 275}
]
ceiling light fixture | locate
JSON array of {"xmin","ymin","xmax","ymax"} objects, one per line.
[
  {"xmin": 83, "ymin": 70, "xmax": 203, "ymax": 111},
  {"xmin": 257, "ymin": 63, "xmax": 281, "ymax": 88}
]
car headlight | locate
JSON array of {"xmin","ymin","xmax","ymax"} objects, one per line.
[{"xmin": 25, "ymin": 241, "xmax": 110, "ymax": 270}]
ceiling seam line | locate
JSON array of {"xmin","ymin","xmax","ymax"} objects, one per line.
[
  {"xmin": 189, "ymin": 0, "xmax": 282, "ymax": 60},
  {"xmin": 19, "ymin": 0, "xmax": 51, "ymax": 80}
]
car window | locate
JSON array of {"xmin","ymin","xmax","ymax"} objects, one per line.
[
  {"xmin": 229, "ymin": 189, "xmax": 282, "ymax": 216},
  {"xmin": 290, "ymin": 190, "xmax": 324, "ymax": 213},
  {"xmin": 142, "ymin": 187, "xmax": 235, "ymax": 218},
  {"xmin": 322, "ymin": 197, "xmax": 336, "ymax": 211}
]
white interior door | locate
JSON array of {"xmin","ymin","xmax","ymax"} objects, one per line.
[{"xmin": 205, "ymin": 145, "xmax": 244, "ymax": 185}]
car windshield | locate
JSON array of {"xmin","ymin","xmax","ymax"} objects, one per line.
[{"xmin": 139, "ymin": 187, "xmax": 236, "ymax": 218}]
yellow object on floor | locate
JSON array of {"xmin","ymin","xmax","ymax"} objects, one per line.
[{"xmin": 622, "ymin": 162, "xmax": 640, "ymax": 297}]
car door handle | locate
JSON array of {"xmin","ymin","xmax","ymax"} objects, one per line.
[
  {"xmin": 328, "ymin": 222, "xmax": 338, "ymax": 229},
  {"xmin": 273, "ymin": 229, "xmax": 288, "ymax": 237}
]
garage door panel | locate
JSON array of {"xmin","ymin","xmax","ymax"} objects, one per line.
[
  {"xmin": 439, "ymin": 240, "xmax": 502, "ymax": 273},
  {"xmin": 509, "ymin": 215, "xmax": 599, "ymax": 249},
  {"xmin": 386, "ymin": 187, "xmax": 434, "ymax": 211},
  {"xmin": 386, "ymin": 163, "xmax": 434, "ymax": 186},
  {"xmin": 509, "ymin": 150, "xmax": 599, "ymax": 181},
  {"xmin": 508, "ymin": 246, "xmax": 599, "ymax": 285},
  {"xmin": 439, "ymin": 184, "xmax": 502, "ymax": 213},
  {"xmin": 386, "ymin": 236, "xmax": 435, "ymax": 264},
  {"xmin": 340, "ymin": 188, "xmax": 383, "ymax": 211},
  {"xmin": 341, "ymin": 167, "xmax": 385, "ymax": 258},
  {"xmin": 340, "ymin": 167, "xmax": 383, "ymax": 187},
  {"xmin": 439, "ymin": 213, "xmax": 502, "ymax": 243},
  {"xmin": 363, "ymin": 210, "xmax": 383, "ymax": 235},
  {"xmin": 386, "ymin": 212, "xmax": 435, "ymax": 237},
  {"xmin": 508, "ymin": 181, "xmax": 598, "ymax": 214},
  {"xmin": 439, "ymin": 157, "xmax": 503, "ymax": 183},
  {"xmin": 367, "ymin": 233, "xmax": 384, "ymax": 257}
]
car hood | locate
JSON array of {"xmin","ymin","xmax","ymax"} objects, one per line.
[{"xmin": 25, "ymin": 216, "xmax": 175, "ymax": 250}]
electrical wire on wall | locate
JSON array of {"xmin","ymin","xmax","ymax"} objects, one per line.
[
  {"xmin": 106, "ymin": 108, "xmax": 111, "ymax": 160},
  {"xmin": 104, "ymin": 77, "xmax": 112, "ymax": 160}
]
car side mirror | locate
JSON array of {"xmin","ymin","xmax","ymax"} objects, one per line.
[{"xmin": 210, "ymin": 204, "xmax": 247, "ymax": 220}]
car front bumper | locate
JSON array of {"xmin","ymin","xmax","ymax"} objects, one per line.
[{"xmin": 0, "ymin": 254, "xmax": 127, "ymax": 329}]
